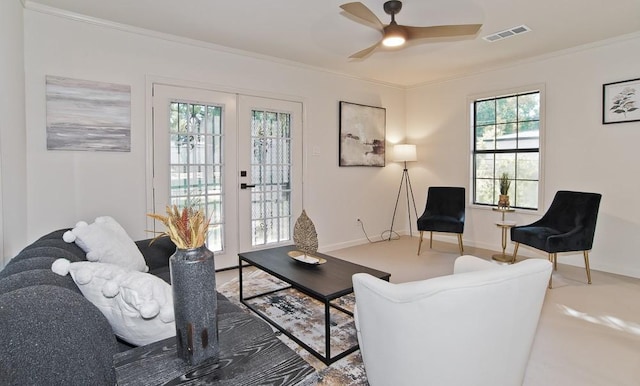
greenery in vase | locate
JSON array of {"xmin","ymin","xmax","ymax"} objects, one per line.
[
  {"xmin": 148, "ymin": 204, "xmax": 210, "ymax": 249},
  {"xmin": 499, "ymin": 173, "xmax": 511, "ymax": 195}
]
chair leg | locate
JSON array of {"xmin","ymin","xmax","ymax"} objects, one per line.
[
  {"xmin": 511, "ymin": 242, "xmax": 520, "ymax": 264},
  {"xmin": 419, "ymin": 231, "xmax": 463, "ymax": 255},
  {"xmin": 546, "ymin": 253, "xmax": 553, "ymax": 289},
  {"xmin": 545, "ymin": 251, "xmax": 592, "ymax": 287},
  {"xmin": 550, "ymin": 253, "xmax": 557, "ymax": 271},
  {"xmin": 584, "ymin": 251, "xmax": 592, "ymax": 284}
]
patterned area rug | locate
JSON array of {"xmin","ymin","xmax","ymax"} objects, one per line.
[{"xmin": 218, "ymin": 270, "xmax": 368, "ymax": 385}]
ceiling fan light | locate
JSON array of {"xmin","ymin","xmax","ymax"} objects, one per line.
[
  {"xmin": 382, "ymin": 22, "xmax": 407, "ymax": 47},
  {"xmin": 382, "ymin": 35, "xmax": 405, "ymax": 47}
]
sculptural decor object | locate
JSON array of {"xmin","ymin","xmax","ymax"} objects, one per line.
[{"xmin": 289, "ymin": 210, "xmax": 325, "ymax": 264}]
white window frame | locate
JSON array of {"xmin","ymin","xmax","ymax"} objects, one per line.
[{"xmin": 468, "ymin": 83, "xmax": 545, "ymax": 212}]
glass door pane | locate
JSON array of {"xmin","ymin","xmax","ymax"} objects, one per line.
[
  {"xmin": 238, "ymin": 96, "xmax": 302, "ymax": 252},
  {"xmin": 168, "ymin": 101, "xmax": 224, "ymax": 252},
  {"xmin": 152, "ymin": 84, "xmax": 238, "ymax": 269},
  {"xmin": 250, "ymin": 110, "xmax": 292, "ymax": 246}
]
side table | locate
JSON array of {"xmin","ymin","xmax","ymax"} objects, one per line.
[
  {"xmin": 491, "ymin": 207, "xmax": 516, "ymax": 263},
  {"xmin": 113, "ymin": 312, "xmax": 317, "ymax": 386}
]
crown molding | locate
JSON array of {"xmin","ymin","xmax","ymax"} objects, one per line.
[
  {"xmin": 407, "ymin": 31, "xmax": 640, "ymax": 89},
  {"xmin": 22, "ymin": 1, "xmax": 404, "ymax": 90}
]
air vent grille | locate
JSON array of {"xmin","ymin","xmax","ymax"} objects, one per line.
[{"xmin": 483, "ymin": 25, "xmax": 531, "ymax": 42}]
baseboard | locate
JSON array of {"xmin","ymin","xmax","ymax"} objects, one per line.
[
  {"xmin": 237, "ymin": 234, "xmax": 640, "ymax": 280},
  {"xmin": 590, "ymin": 263, "xmax": 640, "ymax": 279},
  {"xmin": 320, "ymin": 229, "xmax": 416, "ymax": 252},
  {"xmin": 321, "ymin": 237, "xmax": 370, "ymax": 253}
]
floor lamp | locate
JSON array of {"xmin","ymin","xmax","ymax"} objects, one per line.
[{"xmin": 388, "ymin": 144, "xmax": 419, "ymax": 240}]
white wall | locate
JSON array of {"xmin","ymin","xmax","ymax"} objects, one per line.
[
  {"xmin": 16, "ymin": 7, "xmax": 640, "ymax": 279},
  {"xmin": 21, "ymin": 8, "xmax": 407, "ymax": 261},
  {"xmin": 0, "ymin": 0, "xmax": 28, "ymax": 265},
  {"xmin": 406, "ymin": 33, "xmax": 640, "ymax": 278}
]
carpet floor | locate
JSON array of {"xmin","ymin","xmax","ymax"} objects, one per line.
[
  {"xmin": 217, "ymin": 236, "xmax": 640, "ymax": 385},
  {"xmin": 218, "ymin": 269, "xmax": 368, "ymax": 385}
]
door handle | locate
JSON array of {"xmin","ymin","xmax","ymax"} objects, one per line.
[{"xmin": 240, "ymin": 183, "xmax": 256, "ymax": 189}]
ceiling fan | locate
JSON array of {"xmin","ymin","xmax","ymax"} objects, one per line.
[{"xmin": 340, "ymin": 1, "xmax": 482, "ymax": 59}]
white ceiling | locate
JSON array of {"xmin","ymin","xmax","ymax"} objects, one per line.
[{"xmin": 25, "ymin": 0, "xmax": 640, "ymax": 87}]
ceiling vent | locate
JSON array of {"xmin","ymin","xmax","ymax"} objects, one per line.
[{"xmin": 483, "ymin": 25, "xmax": 531, "ymax": 42}]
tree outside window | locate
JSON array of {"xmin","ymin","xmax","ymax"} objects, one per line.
[{"xmin": 472, "ymin": 90, "xmax": 541, "ymax": 209}]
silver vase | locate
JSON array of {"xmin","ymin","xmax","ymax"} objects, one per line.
[{"xmin": 169, "ymin": 245, "xmax": 219, "ymax": 365}]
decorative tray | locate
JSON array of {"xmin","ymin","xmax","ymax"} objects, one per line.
[{"xmin": 287, "ymin": 250, "xmax": 326, "ymax": 265}]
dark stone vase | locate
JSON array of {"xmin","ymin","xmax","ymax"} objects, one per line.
[{"xmin": 169, "ymin": 245, "xmax": 219, "ymax": 365}]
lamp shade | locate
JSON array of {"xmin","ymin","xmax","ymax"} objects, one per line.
[{"xmin": 393, "ymin": 144, "xmax": 417, "ymax": 162}]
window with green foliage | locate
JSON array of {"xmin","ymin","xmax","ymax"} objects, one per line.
[{"xmin": 472, "ymin": 89, "xmax": 542, "ymax": 209}]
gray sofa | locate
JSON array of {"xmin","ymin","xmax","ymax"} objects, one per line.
[{"xmin": 0, "ymin": 229, "xmax": 244, "ymax": 385}]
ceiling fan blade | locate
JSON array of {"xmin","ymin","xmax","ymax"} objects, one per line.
[
  {"xmin": 340, "ymin": 2, "xmax": 384, "ymax": 29},
  {"xmin": 349, "ymin": 41, "xmax": 381, "ymax": 59},
  {"xmin": 406, "ymin": 24, "xmax": 482, "ymax": 40}
]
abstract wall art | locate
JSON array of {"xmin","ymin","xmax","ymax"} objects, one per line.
[
  {"xmin": 339, "ymin": 101, "xmax": 386, "ymax": 167},
  {"xmin": 46, "ymin": 76, "xmax": 131, "ymax": 151}
]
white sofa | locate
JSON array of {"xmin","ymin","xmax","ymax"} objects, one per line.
[{"xmin": 352, "ymin": 255, "xmax": 552, "ymax": 386}]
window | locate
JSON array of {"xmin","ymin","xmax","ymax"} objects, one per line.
[{"xmin": 472, "ymin": 88, "xmax": 542, "ymax": 210}]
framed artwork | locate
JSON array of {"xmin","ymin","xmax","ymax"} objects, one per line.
[
  {"xmin": 46, "ymin": 76, "xmax": 131, "ymax": 151},
  {"xmin": 339, "ymin": 101, "xmax": 386, "ymax": 166},
  {"xmin": 602, "ymin": 78, "xmax": 640, "ymax": 124}
]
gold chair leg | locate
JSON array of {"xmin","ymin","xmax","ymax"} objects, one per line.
[
  {"xmin": 457, "ymin": 234, "xmax": 464, "ymax": 255},
  {"xmin": 511, "ymin": 243, "xmax": 520, "ymax": 264},
  {"xmin": 549, "ymin": 253, "xmax": 555, "ymax": 289},
  {"xmin": 584, "ymin": 251, "xmax": 592, "ymax": 284},
  {"xmin": 417, "ymin": 231, "xmax": 424, "ymax": 255},
  {"xmin": 548, "ymin": 253, "xmax": 558, "ymax": 270},
  {"xmin": 429, "ymin": 231, "xmax": 433, "ymax": 249},
  {"xmin": 549, "ymin": 253, "xmax": 558, "ymax": 289}
]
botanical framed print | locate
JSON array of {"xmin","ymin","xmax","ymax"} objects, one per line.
[
  {"xmin": 602, "ymin": 78, "xmax": 640, "ymax": 124},
  {"xmin": 339, "ymin": 101, "xmax": 386, "ymax": 166}
]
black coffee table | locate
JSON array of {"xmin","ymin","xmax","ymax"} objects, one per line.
[{"xmin": 238, "ymin": 245, "xmax": 391, "ymax": 365}]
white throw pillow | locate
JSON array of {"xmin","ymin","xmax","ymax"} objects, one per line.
[
  {"xmin": 51, "ymin": 258, "xmax": 175, "ymax": 346},
  {"xmin": 63, "ymin": 216, "xmax": 149, "ymax": 272}
]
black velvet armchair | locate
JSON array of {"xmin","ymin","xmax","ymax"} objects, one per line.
[
  {"xmin": 510, "ymin": 190, "xmax": 602, "ymax": 285},
  {"xmin": 417, "ymin": 187, "xmax": 465, "ymax": 255}
]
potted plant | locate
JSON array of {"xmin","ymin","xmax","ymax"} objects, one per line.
[
  {"xmin": 498, "ymin": 173, "xmax": 511, "ymax": 208},
  {"xmin": 148, "ymin": 204, "xmax": 219, "ymax": 365},
  {"xmin": 148, "ymin": 204, "xmax": 210, "ymax": 249}
]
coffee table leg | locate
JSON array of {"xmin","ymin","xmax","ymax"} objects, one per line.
[
  {"xmin": 236, "ymin": 265, "xmax": 357, "ymax": 365},
  {"xmin": 325, "ymin": 300, "xmax": 331, "ymax": 363},
  {"xmin": 239, "ymin": 256, "xmax": 244, "ymax": 302}
]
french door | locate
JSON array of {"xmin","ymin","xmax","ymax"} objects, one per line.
[
  {"xmin": 237, "ymin": 95, "xmax": 303, "ymax": 253},
  {"xmin": 152, "ymin": 85, "xmax": 302, "ymax": 269}
]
